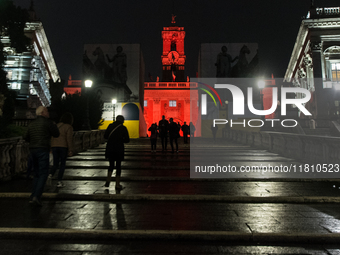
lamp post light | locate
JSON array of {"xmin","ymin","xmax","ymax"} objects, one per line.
[
  {"xmin": 82, "ymin": 80, "xmax": 93, "ymax": 130},
  {"xmin": 257, "ymin": 80, "xmax": 266, "ymax": 128},
  {"xmin": 257, "ymin": 80, "xmax": 265, "ymax": 110},
  {"xmin": 112, "ymin": 98, "xmax": 117, "ymax": 121}
]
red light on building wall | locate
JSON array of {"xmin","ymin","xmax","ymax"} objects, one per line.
[
  {"xmin": 144, "ymin": 82, "xmax": 199, "ymax": 137},
  {"xmin": 64, "ymin": 78, "xmax": 82, "ymax": 95}
]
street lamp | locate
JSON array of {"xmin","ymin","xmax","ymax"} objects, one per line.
[
  {"xmin": 85, "ymin": 79, "xmax": 93, "ymax": 88},
  {"xmin": 112, "ymin": 98, "xmax": 117, "ymax": 121},
  {"xmin": 82, "ymin": 79, "xmax": 93, "ymax": 130},
  {"xmin": 257, "ymin": 80, "xmax": 265, "ymax": 110},
  {"xmin": 257, "ymin": 80, "xmax": 266, "ymax": 129}
]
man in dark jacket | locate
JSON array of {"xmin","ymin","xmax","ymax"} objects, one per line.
[
  {"xmin": 168, "ymin": 118, "xmax": 179, "ymax": 153},
  {"xmin": 104, "ymin": 115, "xmax": 130, "ymax": 189},
  {"xmin": 158, "ymin": 115, "xmax": 169, "ymax": 152},
  {"xmin": 181, "ymin": 122, "xmax": 189, "ymax": 144},
  {"xmin": 25, "ymin": 106, "xmax": 59, "ymax": 206}
]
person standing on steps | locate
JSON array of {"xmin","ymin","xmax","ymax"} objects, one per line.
[
  {"xmin": 181, "ymin": 121, "xmax": 189, "ymax": 144},
  {"xmin": 158, "ymin": 115, "xmax": 169, "ymax": 152},
  {"xmin": 168, "ymin": 118, "xmax": 180, "ymax": 153},
  {"xmin": 189, "ymin": 122, "xmax": 196, "ymax": 142},
  {"xmin": 148, "ymin": 123, "xmax": 158, "ymax": 152},
  {"xmin": 25, "ymin": 106, "xmax": 59, "ymax": 206},
  {"xmin": 49, "ymin": 112, "xmax": 74, "ymax": 188},
  {"xmin": 104, "ymin": 115, "xmax": 130, "ymax": 190}
]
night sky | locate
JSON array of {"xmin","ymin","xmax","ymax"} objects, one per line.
[{"xmin": 11, "ymin": 0, "xmax": 340, "ymax": 81}]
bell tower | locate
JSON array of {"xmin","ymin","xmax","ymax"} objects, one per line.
[{"xmin": 161, "ymin": 15, "xmax": 186, "ymax": 81}]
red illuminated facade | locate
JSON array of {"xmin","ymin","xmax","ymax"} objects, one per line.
[
  {"xmin": 143, "ymin": 16, "xmax": 199, "ymax": 136},
  {"xmin": 161, "ymin": 15, "xmax": 186, "ymax": 82},
  {"xmin": 64, "ymin": 76, "xmax": 82, "ymax": 95}
]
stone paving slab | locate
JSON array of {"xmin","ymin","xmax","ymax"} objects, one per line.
[
  {"xmin": 1, "ymin": 239, "xmax": 338, "ymax": 254},
  {"xmin": 2, "ymin": 198, "xmax": 340, "ymax": 244},
  {"xmin": 3, "ymin": 178, "xmax": 340, "ymax": 197}
]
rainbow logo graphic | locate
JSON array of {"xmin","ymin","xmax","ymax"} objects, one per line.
[{"xmin": 197, "ymin": 82, "xmax": 223, "ymax": 107}]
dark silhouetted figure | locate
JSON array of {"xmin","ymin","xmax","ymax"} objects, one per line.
[
  {"xmin": 169, "ymin": 118, "xmax": 180, "ymax": 153},
  {"xmin": 49, "ymin": 112, "xmax": 74, "ymax": 188},
  {"xmin": 25, "ymin": 106, "xmax": 59, "ymax": 206},
  {"xmin": 181, "ymin": 121, "xmax": 189, "ymax": 144},
  {"xmin": 148, "ymin": 123, "xmax": 158, "ymax": 152},
  {"xmin": 104, "ymin": 115, "xmax": 130, "ymax": 190},
  {"xmin": 158, "ymin": 115, "xmax": 169, "ymax": 152},
  {"xmin": 189, "ymin": 122, "xmax": 196, "ymax": 143},
  {"xmin": 211, "ymin": 124, "xmax": 218, "ymax": 141}
]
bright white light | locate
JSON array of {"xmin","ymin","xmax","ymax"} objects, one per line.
[
  {"xmin": 258, "ymin": 80, "xmax": 265, "ymax": 89},
  {"xmin": 112, "ymin": 99, "xmax": 117, "ymax": 104},
  {"xmin": 85, "ymin": 80, "xmax": 93, "ymax": 88}
]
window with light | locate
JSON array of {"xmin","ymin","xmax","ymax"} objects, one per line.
[
  {"xmin": 332, "ymin": 63, "xmax": 340, "ymax": 82},
  {"xmin": 169, "ymin": 100, "xmax": 176, "ymax": 107}
]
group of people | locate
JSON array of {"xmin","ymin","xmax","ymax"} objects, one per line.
[
  {"xmin": 24, "ymin": 110, "xmax": 196, "ymax": 206},
  {"xmin": 25, "ymin": 106, "xmax": 74, "ymax": 206},
  {"xmin": 25, "ymin": 105, "xmax": 130, "ymax": 206},
  {"xmin": 148, "ymin": 115, "xmax": 195, "ymax": 153}
]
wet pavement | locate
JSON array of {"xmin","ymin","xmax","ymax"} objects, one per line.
[{"xmin": 1, "ymin": 137, "xmax": 340, "ymax": 254}]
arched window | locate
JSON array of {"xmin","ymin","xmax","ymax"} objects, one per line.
[{"xmin": 324, "ymin": 46, "xmax": 340, "ymax": 82}]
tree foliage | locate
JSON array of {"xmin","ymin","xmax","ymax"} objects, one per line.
[{"xmin": 51, "ymin": 92, "xmax": 104, "ymax": 131}]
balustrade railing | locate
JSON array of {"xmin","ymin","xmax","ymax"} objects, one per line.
[
  {"xmin": 0, "ymin": 129, "xmax": 106, "ymax": 181},
  {"xmin": 144, "ymin": 82, "xmax": 198, "ymax": 89},
  {"xmin": 225, "ymin": 129, "xmax": 340, "ymax": 164}
]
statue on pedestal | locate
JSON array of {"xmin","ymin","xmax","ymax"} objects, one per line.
[
  {"xmin": 215, "ymin": 46, "xmax": 238, "ymax": 77},
  {"xmin": 106, "ymin": 46, "xmax": 127, "ymax": 84}
]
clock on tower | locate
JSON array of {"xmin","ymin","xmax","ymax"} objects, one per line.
[{"xmin": 161, "ymin": 15, "xmax": 186, "ymax": 82}]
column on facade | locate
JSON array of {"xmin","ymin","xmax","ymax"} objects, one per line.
[{"xmin": 311, "ymin": 41, "xmax": 329, "ymax": 119}]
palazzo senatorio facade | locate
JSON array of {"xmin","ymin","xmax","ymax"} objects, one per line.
[{"xmin": 143, "ymin": 16, "xmax": 199, "ymax": 136}]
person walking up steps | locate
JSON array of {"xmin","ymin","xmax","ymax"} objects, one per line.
[
  {"xmin": 25, "ymin": 106, "xmax": 59, "ymax": 206},
  {"xmin": 49, "ymin": 112, "xmax": 74, "ymax": 188},
  {"xmin": 104, "ymin": 115, "xmax": 130, "ymax": 190},
  {"xmin": 169, "ymin": 118, "xmax": 180, "ymax": 153},
  {"xmin": 148, "ymin": 123, "xmax": 158, "ymax": 152},
  {"xmin": 158, "ymin": 115, "xmax": 169, "ymax": 152}
]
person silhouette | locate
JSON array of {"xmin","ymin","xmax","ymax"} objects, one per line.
[
  {"xmin": 181, "ymin": 121, "xmax": 189, "ymax": 144},
  {"xmin": 104, "ymin": 115, "xmax": 130, "ymax": 189},
  {"xmin": 158, "ymin": 115, "xmax": 169, "ymax": 152},
  {"xmin": 189, "ymin": 122, "xmax": 196, "ymax": 142},
  {"xmin": 148, "ymin": 123, "xmax": 158, "ymax": 152},
  {"xmin": 211, "ymin": 124, "xmax": 218, "ymax": 141},
  {"xmin": 169, "ymin": 118, "xmax": 180, "ymax": 153}
]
